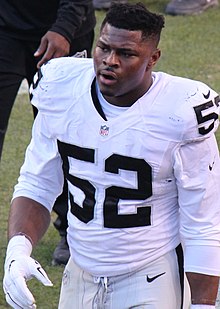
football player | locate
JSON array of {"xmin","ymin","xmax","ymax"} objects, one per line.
[{"xmin": 3, "ymin": 2, "xmax": 220, "ymax": 309}]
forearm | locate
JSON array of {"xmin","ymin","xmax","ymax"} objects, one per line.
[
  {"xmin": 186, "ymin": 272, "xmax": 219, "ymax": 305},
  {"xmin": 8, "ymin": 197, "xmax": 51, "ymax": 246}
]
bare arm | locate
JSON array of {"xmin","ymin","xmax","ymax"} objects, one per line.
[
  {"xmin": 186, "ymin": 272, "xmax": 219, "ymax": 305},
  {"xmin": 8, "ymin": 196, "xmax": 51, "ymax": 246}
]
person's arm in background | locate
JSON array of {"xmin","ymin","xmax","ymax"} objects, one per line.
[{"xmin": 34, "ymin": 0, "xmax": 93, "ymax": 68}]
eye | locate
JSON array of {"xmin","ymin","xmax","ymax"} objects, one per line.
[
  {"xmin": 101, "ymin": 46, "xmax": 109, "ymax": 52},
  {"xmin": 122, "ymin": 52, "xmax": 131, "ymax": 57},
  {"xmin": 97, "ymin": 43, "xmax": 109, "ymax": 53},
  {"xmin": 119, "ymin": 49, "xmax": 135, "ymax": 58},
  {"xmin": 121, "ymin": 52, "xmax": 134, "ymax": 58}
]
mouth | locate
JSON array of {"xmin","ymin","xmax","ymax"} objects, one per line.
[
  {"xmin": 99, "ymin": 70, "xmax": 118, "ymax": 86},
  {"xmin": 102, "ymin": 74, "xmax": 115, "ymax": 80}
]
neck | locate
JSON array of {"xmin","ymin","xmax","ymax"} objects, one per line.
[{"xmin": 104, "ymin": 76, "xmax": 154, "ymax": 107}]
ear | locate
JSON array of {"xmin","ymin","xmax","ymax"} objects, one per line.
[{"xmin": 147, "ymin": 48, "xmax": 161, "ymax": 70}]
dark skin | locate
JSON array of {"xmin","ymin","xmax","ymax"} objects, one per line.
[
  {"xmin": 8, "ymin": 23, "xmax": 219, "ymax": 306},
  {"xmin": 187, "ymin": 273, "xmax": 219, "ymax": 305},
  {"xmin": 8, "ymin": 197, "xmax": 50, "ymax": 246},
  {"xmin": 93, "ymin": 23, "xmax": 160, "ymax": 107},
  {"xmin": 34, "ymin": 31, "xmax": 70, "ymax": 69}
]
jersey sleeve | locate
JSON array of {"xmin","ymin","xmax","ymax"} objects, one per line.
[
  {"xmin": 30, "ymin": 58, "xmax": 72, "ymax": 114},
  {"xmin": 173, "ymin": 133, "xmax": 220, "ymax": 275},
  {"xmin": 29, "ymin": 57, "xmax": 93, "ymax": 114},
  {"xmin": 12, "ymin": 113, "xmax": 64, "ymax": 212},
  {"xmin": 180, "ymin": 80, "xmax": 219, "ymax": 141}
]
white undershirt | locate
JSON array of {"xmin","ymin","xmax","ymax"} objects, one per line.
[{"xmin": 95, "ymin": 75, "xmax": 156, "ymax": 120}]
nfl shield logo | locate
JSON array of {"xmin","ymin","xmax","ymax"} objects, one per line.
[{"xmin": 100, "ymin": 125, "xmax": 109, "ymax": 136}]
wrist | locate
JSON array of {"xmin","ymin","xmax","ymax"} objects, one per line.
[
  {"xmin": 11, "ymin": 232, "xmax": 33, "ymax": 245},
  {"xmin": 5, "ymin": 235, "xmax": 33, "ymax": 268},
  {"xmin": 191, "ymin": 305, "xmax": 215, "ymax": 308}
]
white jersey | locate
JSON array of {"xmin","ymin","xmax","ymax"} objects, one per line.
[{"xmin": 14, "ymin": 57, "xmax": 220, "ymax": 276}]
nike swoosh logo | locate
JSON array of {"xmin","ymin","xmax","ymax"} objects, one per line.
[
  {"xmin": 8, "ymin": 260, "xmax": 15, "ymax": 271},
  {"xmin": 203, "ymin": 90, "xmax": 210, "ymax": 100},
  {"xmin": 37, "ymin": 266, "xmax": 45, "ymax": 277},
  {"xmin": 209, "ymin": 161, "xmax": 215, "ymax": 171},
  {"xmin": 146, "ymin": 272, "xmax": 166, "ymax": 283}
]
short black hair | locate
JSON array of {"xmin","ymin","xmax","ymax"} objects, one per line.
[{"xmin": 101, "ymin": 2, "xmax": 165, "ymax": 44}]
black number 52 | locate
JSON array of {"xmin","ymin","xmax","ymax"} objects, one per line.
[{"xmin": 58, "ymin": 141, "xmax": 152, "ymax": 228}]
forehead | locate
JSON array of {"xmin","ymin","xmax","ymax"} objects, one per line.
[{"xmin": 98, "ymin": 23, "xmax": 145, "ymax": 48}]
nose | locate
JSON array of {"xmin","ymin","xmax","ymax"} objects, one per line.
[{"xmin": 103, "ymin": 51, "xmax": 119, "ymax": 67}]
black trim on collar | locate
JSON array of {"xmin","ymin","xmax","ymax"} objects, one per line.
[{"xmin": 91, "ymin": 78, "xmax": 107, "ymax": 121}]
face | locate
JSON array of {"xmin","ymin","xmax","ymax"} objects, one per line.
[{"xmin": 93, "ymin": 23, "xmax": 161, "ymax": 106}]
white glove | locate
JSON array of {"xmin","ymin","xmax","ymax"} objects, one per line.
[
  {"xmin": 191, "ymin": 304, "xmax": 216, "ymax": 308},
  {"xmin": 3, "ymin": 235, "xmax": 53, "ymax": 309}
]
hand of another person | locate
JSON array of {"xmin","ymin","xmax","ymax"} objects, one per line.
[
  {"xmin": 3, "ymin": 236, "xmax": 53, "ymax": 309},
  {"xmin": 34, "ymin": 31, "xmax": 70, "ymax": 68}
]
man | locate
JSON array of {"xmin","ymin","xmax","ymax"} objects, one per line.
[
  {"xmin": 165, "ymin": 0, "xmax": 219, "ymax": 15},
  {"xmin": 0, "ymin": 0, "xmax": 96, "ymax": 265},
  {"xmin": 3, "ymin": 2, "xmax": 220, "ymax": 309}
]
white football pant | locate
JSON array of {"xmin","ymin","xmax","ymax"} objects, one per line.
[{"xmin": 58, "ymin": 249, "xmax": 190, "ymax": 309}]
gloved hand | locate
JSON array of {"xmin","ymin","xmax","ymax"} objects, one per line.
[{"xmin": 3, "ymin": 235, "xmax": 53, "ymax": 309}]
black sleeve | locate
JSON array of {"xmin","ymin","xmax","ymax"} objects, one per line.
[{"xmin": 49, "ymin": 0, "xmax": 95, "ymax": 43}]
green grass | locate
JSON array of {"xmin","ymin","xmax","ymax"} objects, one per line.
[{"xmin": 0, "ymin": 1, "xmax": 220, "ymax": 307}]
